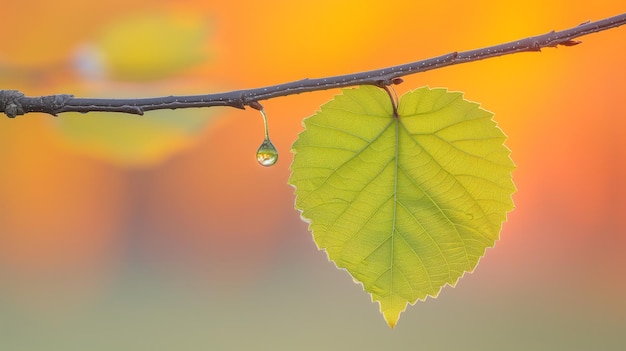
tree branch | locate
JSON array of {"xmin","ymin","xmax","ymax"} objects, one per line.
[{"xmin": 2, "ymin": 13, "xmax": 625, "ymax": 119}]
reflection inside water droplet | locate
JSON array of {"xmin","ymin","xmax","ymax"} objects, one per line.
[{"xmin": 256, "ymin": 139, "xmax": 278, "ymax": 166}]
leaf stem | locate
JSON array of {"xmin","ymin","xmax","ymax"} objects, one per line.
[
  {"xmin": 381, "ymin": 85, "xmax": 400, "ymax": 118},
  {"xmin": 2, "ymin": 13, "xmax": 625, "ymax": 118},
  {"xmin": 260, "ymin": 109, "xmax": 270, "ymax": 140}
]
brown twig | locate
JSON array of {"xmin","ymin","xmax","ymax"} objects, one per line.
[{"xmin": 2, "ymin": 13, "xmax": 625, "ymax": 118}]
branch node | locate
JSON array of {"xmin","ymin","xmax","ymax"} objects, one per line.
[
  {"xmin": 374, "ymin": 79, "xmax": 393, "ymax": 87},
  {"xmin": 233, "ymin": 93, "xmax": 247, "ymax": 109},
  {"xmin": 248, "ymin": 101, "xmax": 264, "ymax": 111},
  {"xmin": 42, "ymin": 94, "xmax": 74, "ymax": 116},
  {"xmin": 0, "ymin": 90, "xmax": 25, "ymax": 118},
  {"xmin": 559, "ymin": 39, "xmax": 582, "ymax": 46},
  {"xmin": 530, "ymin": 42, "xmax": 543, "ymax": 51},
  {"xmin": 125, "ymin": 105, "xmax": 145, "ymax": 115}
]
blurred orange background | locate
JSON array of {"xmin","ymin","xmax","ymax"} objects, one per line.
[{"xmin": 0, "ymin": 0, "xmax": 624, "ymax": 350}]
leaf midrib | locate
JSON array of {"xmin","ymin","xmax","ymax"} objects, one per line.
[{"xmin": 390, "ymin": 117, "xmax": 399, "ymax": 302}]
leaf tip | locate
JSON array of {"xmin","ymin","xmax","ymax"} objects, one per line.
[
  {"xmin": 382, "ymin": 308, "xmax": 401, "ymax": 329},
  {"xmin": 378, "ymin": 299, "xmax": 407, "ymax": 328}
]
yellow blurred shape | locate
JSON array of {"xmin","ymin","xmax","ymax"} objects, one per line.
[
  {"xmin": 97, "ymin": 12, "xmax": 209, "ymax": 80},
  {"xmin": 54, "ymin": 106, "xmax": 213, "ymax": 167},
  {"xmin": 52, "ymin": 11, "xmax": 216, "ymax": 166}
]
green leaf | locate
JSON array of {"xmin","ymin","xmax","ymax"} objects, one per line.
[{"xmin": 289, "ymin": 85, "xmax": 515, "ymax": 327}]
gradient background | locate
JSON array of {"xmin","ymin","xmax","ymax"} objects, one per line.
[{"xmin": 1, "ymin": 1, "xmax": 625, "ymax": 350}]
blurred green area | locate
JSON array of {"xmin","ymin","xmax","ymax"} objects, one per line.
[{"xmin": 1, "ymin": 221, "xmax": 624, "ymax": 351}]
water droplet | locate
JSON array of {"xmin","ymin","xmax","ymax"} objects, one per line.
[
  {"xmin": 254, "ymin": 107, "xmax": 278, "ymax": 167},
  {"xmin": 256, "ymin": 139, "xmax": 278, "ymax": 166}
]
